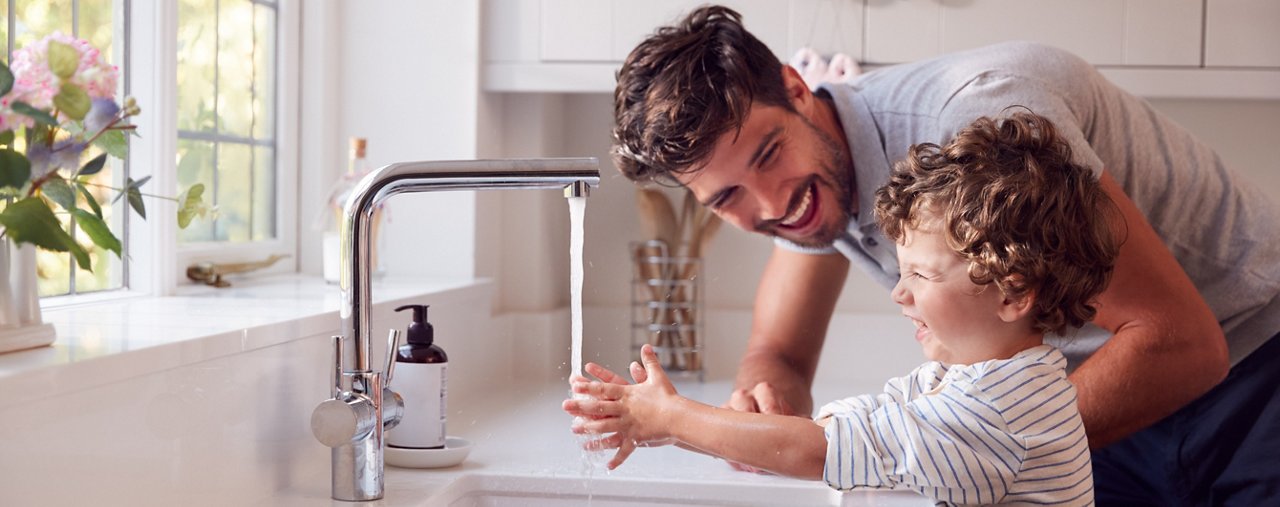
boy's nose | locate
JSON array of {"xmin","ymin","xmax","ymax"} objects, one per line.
[{"xmin": 891, "ymin": 279, "xmax": 910, "ymax": 305}]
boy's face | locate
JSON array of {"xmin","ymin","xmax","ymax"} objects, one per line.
[
  {"xmin": 891, "ymin": 224, "xmax": 1025, "ymax": 365},
  {"xmin": 674, "ymin": 71, "xmax": 855, "ymax": 249}
]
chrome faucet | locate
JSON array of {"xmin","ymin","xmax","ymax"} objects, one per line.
[{"xmin": 310, "ymin": 158, "xmax": 600, "ymax": 501}]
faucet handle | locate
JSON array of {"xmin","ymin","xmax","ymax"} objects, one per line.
[
  {"xmin": 330, "ymin": 335, "xmax": 345, "ymax": 397},
  {"xmin": 385, "ymin": 329, "xmax": 400, "ymax": 384},
  {"xmin": 312, "ymin": 395, "xmax": 376, "ymax": 448}
]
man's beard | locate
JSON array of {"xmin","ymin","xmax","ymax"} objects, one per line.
[{"xmin": 760, "ymin": 120, "xmax": 855, "ymax": 248}]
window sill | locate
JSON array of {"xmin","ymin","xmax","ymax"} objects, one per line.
[{"xmin": 0, "ymin": 274, "xmax": 490, "ymax": 405}]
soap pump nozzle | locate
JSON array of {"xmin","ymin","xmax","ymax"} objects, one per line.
[{"xmin": 394, "ymin": 304, "xmax": 433, "ymax": 345}]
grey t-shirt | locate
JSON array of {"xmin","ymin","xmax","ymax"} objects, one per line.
[{"xmin": 779, "ymin": 41, "xmax": 1280, "ymax": 368}]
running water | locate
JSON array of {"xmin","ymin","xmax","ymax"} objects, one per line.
[
  {"xmin": 568, "ymin": 195, "xmax": 602, "ymax": 505},
  {"xmin": 568, "ymin": 196, "xmax": 586, "ymax": 378}
]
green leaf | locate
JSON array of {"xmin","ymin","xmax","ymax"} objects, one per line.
[
  {"xmin": 42, "ymin": 177, "xmax": 76, "ymax": 211},
  {"xmin": 79, "ymin": 152, "xmax": 108, "ymax": 176},
  {"xmin": 0, "ymin": 197, "xmax": 91, "ymax": 269},
  {"xmin": 47, "ymin": 41, "xmax": 80, "ymax": 80},
  {"xmin": 130, "ymin": 175, "xmax": 152, "ymax": 190},
  {"xmin": 127, "ymin": 186, "xmax": 145, "ymax": 219},
  {"xmin": 71, "ymin": 208, "xmax": 121, "ymax": 257},
  {"xmin": 94, "ymin": 129, "xmax": 127, "ymax": 159},
  {"xmin": 12, "ymin": 102, "xmax": 58, "ymax": 127},
  {"xmin": 54, "ymin": 82, "xmax": 91, "ymax": 120},
  {"xmin": 76, "ymin": 182, "xmax": 103, "ymax": 219},
  {"xmin": 0, "ymin": 130, "xmax": 13, "ymax": 146},
  {"xmin": 0, "ymin": 61, "xmax": 12, "ymax": 97},
  {"xmin": 177, "ymin": 183, "xmax": 205, "ymax": 228},
  {"xmin": 0, "ymin": 149, "xmax": 31, "ymax": 189}
]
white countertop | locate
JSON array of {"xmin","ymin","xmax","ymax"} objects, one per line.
[
  {"xmin": 272, "ymin": 378, "xmax": 932, "ymax": 507},
  {"xmin": 0, "ymin": 275, "xmax": 488, "ymax": 406}
]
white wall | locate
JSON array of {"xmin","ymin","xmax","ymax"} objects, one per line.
[{"xmin": 303, "ymin": 1, "xmax": 484, "ymax": 279}]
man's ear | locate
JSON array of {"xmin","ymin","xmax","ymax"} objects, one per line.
[{"xmin": 780, "ymin": 64, "xmax": 812, "ymax": 111}]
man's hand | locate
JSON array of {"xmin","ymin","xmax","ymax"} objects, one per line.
[{"xmin": 725, "ymin": 381, "xmax": 796, "ymax": 416}]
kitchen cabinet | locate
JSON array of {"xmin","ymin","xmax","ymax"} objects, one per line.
[
  {"xmin": 863, "ymin": 0, "xmax": 1201, "ymax": 66},
  {"xmin": 484, "ymin": 0, "xmax": 1280, "ymax": 98},
  {"xmin": 1206, "ymin": 0, "xmax": 1280, "ymax": 67}
]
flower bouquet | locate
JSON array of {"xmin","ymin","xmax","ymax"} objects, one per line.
[{"xmin": 0, "ymin": 33, "xmax": 208, "ymax": 352}]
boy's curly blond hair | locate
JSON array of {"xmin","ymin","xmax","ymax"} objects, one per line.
[{"xmin": 874, "ymin": 112, "xmax": 1122, "ymax": 335}]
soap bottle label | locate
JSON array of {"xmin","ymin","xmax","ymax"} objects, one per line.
[{"xmin": 388, "ymin": 362, "xmax": 447, "ymax": 448}]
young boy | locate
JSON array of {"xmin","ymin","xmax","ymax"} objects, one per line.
[{"xmin": 564, "ymin": 112, "xmax": 1118, "ymax": 505}]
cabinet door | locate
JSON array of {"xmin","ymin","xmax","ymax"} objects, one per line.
[
  {"xmin": 865, "ymin": 0, "xmax": 1201, "ymax": 66},
  {"xmin": 612, "ymin": 0, "xmax": 791, "ymax": 62},
  {"xmin": 788, "ymin": 0, "xmax": 865, "ymax": 61},
  {"xmin": 541, "ymin": 0, "xmax": 613, "ymax": 61},
  {"xmin": 1206, "ymin": 0, "xmax": 1280, "ymax": 67}
]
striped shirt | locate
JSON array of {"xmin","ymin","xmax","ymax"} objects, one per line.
[{"xmin": 818, "ymin": 345, "xmax": 1093, "ymax": 506}]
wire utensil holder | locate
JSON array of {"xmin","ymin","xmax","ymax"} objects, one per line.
[{"xmin": 631, "ymin": 240, "xmax": 704, "ymax": 381}]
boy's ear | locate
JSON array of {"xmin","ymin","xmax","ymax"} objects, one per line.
[{"xmin": 997, "ymin": 277, "xmax": 1036, "ymax": 323}]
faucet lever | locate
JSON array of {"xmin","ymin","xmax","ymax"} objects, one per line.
[
  {"xmin": 331, "ymin": 335, "xmax": 344, "ymax": 397},
  {"xmin": 385, "ymin": 329, "xmax": 400, "ymax": 384}
]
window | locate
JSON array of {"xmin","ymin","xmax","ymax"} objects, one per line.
[
  {"xmin": 4, "ymin": 0, "xmax": 128, "ymax": 297},
  {"xmin": 176, "ymin": 0, "xmax": 277, "ymax": 245},
  {"xmin": 7, "ymin": 0, "xmax": 297, "ymax": 300}
]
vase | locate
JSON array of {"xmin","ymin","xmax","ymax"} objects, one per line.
[{"xmin": 0, "ymin": 242, "xmax": 56, "ymax": 354}]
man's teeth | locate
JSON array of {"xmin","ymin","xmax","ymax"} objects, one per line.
[{"xmin": 781, "ymin": 186, "xmax": 812, "ymax": 226}]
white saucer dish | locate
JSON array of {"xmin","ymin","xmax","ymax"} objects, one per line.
[{"xmin": 385, "ymin": 436, "xmax": 472, "ymax": 469}]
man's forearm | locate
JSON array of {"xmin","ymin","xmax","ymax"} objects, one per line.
[
  {"xmin": 1070, "ymin": 323, "xmax": 1228, "ymax": 448},
  {"xmin": 668, "ymin": 397, "xmax": 827, "ymax": 479}
]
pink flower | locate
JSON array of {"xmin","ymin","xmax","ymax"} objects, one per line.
[{"xmin": 2, "ymin": 33, "xmax": 120, "ymax": 126}]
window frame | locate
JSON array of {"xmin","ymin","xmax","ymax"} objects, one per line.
[{"xmin": 124, "ymin": 0, "xmax": 299, "ymax": 297}]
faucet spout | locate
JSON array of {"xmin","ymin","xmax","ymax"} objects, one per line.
[{"xmin": 314, "ymin": 157, "xmax": 599, "ymax": 501}]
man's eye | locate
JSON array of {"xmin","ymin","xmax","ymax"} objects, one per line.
[
  {"xmin": 710, "ymin": 189, "xmax": 737, "ymax": 210},
  {"xmin": 761, "ymin": 142, "xmax": 779, "ymax": 164}
]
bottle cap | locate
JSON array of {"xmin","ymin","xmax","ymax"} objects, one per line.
[
  {"xmin": 395, "ymin": 304, "xmax": 433, "ymax": 345},
  {"xmin": 350, "ymin": 137, "xmax": 367, "ymax": 159}
]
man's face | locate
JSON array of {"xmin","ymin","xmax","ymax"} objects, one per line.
[{"xmin": 676, "ymin": 103, "xmax": 855, "ymax": 248}]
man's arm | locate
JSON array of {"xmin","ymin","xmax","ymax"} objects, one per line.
[
  {"xmin": 730, "ymin": 246, "xmax": 850, "ymax": 417},
  {"xmin": 1072, "ymin": 172, "xmax": 1229, "ymax": 448}
]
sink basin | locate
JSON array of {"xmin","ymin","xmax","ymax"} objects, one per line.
[{"xmin": 431, "ymin": 473, "xmax": 931, "ymax": 507}]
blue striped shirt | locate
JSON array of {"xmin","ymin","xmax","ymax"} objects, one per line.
[{"xmin": 817, "ymin": 345, "xmax": 1093, "ymax": 506}]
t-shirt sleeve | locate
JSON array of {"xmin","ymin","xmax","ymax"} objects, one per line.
[
  {"xmin": 937, "ymin": 69, "xmax": 1106, "ymax": 180},
  {"xmin": 821, "ymin": 381, "xmax": 1025, "ymax": 505}
]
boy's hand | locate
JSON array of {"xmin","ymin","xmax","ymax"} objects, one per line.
[{"xmin": 561, "ymin": 344, "xmax": 679, "ymax": 469}]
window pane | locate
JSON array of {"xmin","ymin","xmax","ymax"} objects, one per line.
[
  {"xmin": 252, "ymin": 3, "xmax": 275, "ymax": 140},
  {"xmin": 177, "ymin": 139, "xmax": 215, "ymax": 243},
  {"xmin": 78, "ymin": 0, "xmax": 116, "ymax": 56},
  {"xmin": 177, "ymin": 0, "xmax": 216, "ymax": 133},
  {"xmin": 215, "ymin": 142, "xmax": 252, "ymax": 242},
  {"xmin": 217, "ymin": 0, "xmax": 254, "ymax": 137},
  {"xmin": 253, "ymin": 146, "xmax": 275, "ymax": 241},
  {"xmin": 14, "ymin": 0, "xmax": 72, "ymax": 50},
  {"xmin": 73, "ymin": 153, "xmax": 126, "ymax": 293}
]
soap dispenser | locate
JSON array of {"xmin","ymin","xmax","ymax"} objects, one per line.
[{"xmin": 387, "ymin": 304, "xmax": 448, "ymax": 449}]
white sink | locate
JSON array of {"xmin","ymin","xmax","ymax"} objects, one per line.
[{"xmin": 431, "ymin": 473, "xmax": 931, "ymax": 507}]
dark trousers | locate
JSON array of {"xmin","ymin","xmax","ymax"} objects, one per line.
[{"xmin": 1093, "ymin": 332, "xmax": 1280, "ymax": 506}]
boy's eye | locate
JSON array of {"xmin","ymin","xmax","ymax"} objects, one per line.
[{"xmin": 910, "ymin": 272, "xmax": 929, "ymax": 281}]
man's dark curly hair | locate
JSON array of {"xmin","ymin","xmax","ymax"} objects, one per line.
[
  {"xmin": 874, "ymin": 112, "xmax": 1123, "ymax": 335},
  {"xmin": 612, "ymin": 5, "xmax": 794, "ymax": 184}
]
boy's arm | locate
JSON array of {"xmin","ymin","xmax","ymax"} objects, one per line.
[{"xmin": 665, "ymin": 398, "xmax": 828, "ymax": 480}]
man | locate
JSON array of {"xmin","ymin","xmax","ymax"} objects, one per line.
[{"xmin": 610, "ymin": 5, "xmax": 1280, "ymax": 505}]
